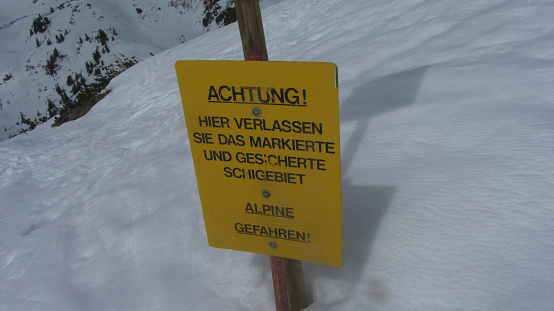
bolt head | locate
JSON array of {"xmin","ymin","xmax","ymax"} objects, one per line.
[{"xmin": 252, "ymin": 107, "xmax": 262, "ymax": 117}]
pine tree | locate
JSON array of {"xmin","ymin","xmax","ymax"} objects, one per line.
[
  {"xmin": 92, "ymin": 48, "xmax": 101, "ymax": 64},
  {"xmin": 96, "ymin": 29, "xmax": 109, "ymax": 46}
]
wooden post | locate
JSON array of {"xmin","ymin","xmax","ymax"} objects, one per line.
[
  {"xmin": 235, "ymin": 1, "xmax": 308, "ymax": 310},
  {"xmin": 235, "ymin": 0, "xmax": 268, "ymax": 61},
  {"xmin": 271, "ymin": 256, "xmax": 291, "ymax": 311}
]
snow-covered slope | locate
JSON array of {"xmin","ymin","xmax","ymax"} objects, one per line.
[
  {"xmin": 1, "ymin": 0, "xmax": 553, "ymax": 310},
  {"xmin": 0, "ymin": 0, "xmax": 281, "ymax": 140}
]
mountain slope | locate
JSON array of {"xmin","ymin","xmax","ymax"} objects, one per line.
[
  {"xmin": 1, "ymin": 0, "xmax": 553, "ymax": 310},
  {"xmin": 0, "ymin": 0, "xmax": 281, "ymax": 140}
]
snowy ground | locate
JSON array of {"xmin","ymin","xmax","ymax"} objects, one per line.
[{"xmin": 1, "ymin": 0, "xmax": 554, "ymax": 310}]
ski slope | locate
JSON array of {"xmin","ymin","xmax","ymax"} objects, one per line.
[{"xmin": 1, "ymin": 0, "xmax": 553, "ymax": 310}]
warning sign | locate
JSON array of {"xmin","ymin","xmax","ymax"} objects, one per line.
[{"xmin": 175, "ymin": 61, "xmax": 342, "ymax": 267}]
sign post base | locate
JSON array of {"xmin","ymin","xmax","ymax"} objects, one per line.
[{"xmin": 271, "ymin": 256, "xmax": 309, "ymax": 311}]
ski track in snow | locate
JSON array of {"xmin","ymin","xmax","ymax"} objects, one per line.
[{"xmin": 1, "ymin": 0, "xmax": 554, "ymax": 310}]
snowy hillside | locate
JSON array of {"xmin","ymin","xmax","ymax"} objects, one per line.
[
  {"xmin": 0, "ymin": 0, "xmax": 281, "ymax": 140},
  {"xmin": 1, "ymin": 0, "xmax": 554, "ymax": 310}
]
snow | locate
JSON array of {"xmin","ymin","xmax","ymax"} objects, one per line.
[
  {"xmin": 0, "ymin": 0, "xmax": 203, "ymax": 139},
  {"xmin": 1, "ymin": 0, "xmax": 282, "ymax": 140},
  {"xmin": 1, "ymin": 0, "xmax": 554, "ymax": 310}
]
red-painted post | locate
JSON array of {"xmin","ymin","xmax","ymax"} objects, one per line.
[
  {"xmin": 235, "ymin": 1, "xmax": 308, "ymax": 310},
  {"xmin": 271, "ymin": 256, "xmax": 291, "ymax": 311}
]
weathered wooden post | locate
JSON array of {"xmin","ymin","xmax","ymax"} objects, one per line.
[
  {"xmin": 235, "ymin": 0, "xmax": 268, "ymax": 61},
  {"xmin": 235, "ymin": 1, "xmax": 308, "ymax": 310}
]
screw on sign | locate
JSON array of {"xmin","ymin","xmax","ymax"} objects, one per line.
[{"xmin": 252, "ymin": 107, "xmax": 262, "ymax": 117}]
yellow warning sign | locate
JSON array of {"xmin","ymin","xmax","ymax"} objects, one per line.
[{"xmin": 175, "ymin": 61, "xmax": 342, "ymax": 267}]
